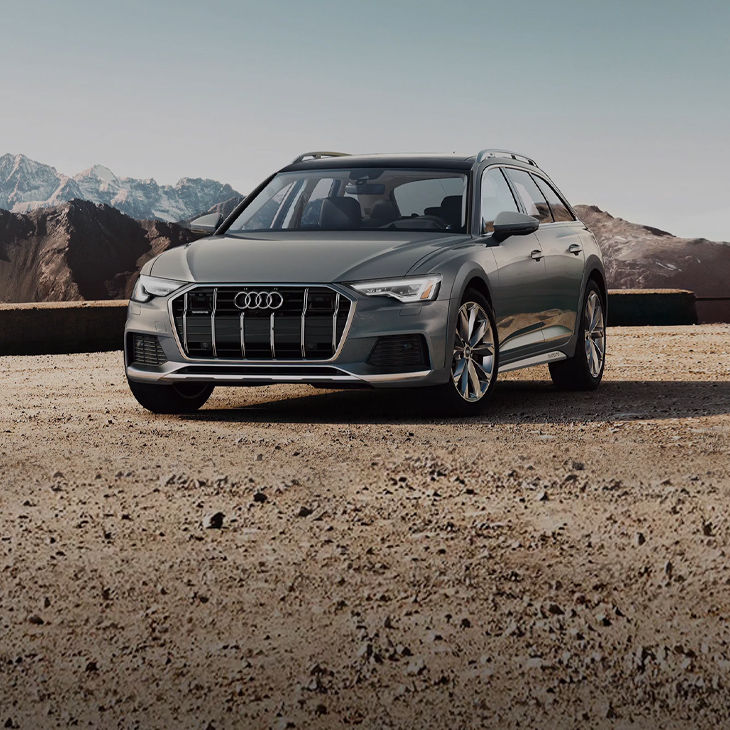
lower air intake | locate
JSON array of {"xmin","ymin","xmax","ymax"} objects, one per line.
[
  {"xmin": 129, "ymin": 334, "xmax": 167, "ymax": 367},
  {"xmin": 367, "ymin": 334, "xmax": 429, "ymax": 372}
]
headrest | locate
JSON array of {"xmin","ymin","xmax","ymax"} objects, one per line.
[
  {"xmin": 441, "ymin": 195, "xmax": 462, "ymax": 214},
  {"xmin": 319, "ymin": 196, "xmax": 362, "ymax": 229},
  {"xmin": 369, "ymin": 200, "xmax": 399, "ymax": 223},
  {"xmin": 440, "ymin": 195, "xmax": 463, "ymax": 227}
]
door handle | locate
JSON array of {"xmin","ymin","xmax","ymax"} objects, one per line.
[
  {"xmin": 568, "ymin": 243, "xmax": 583, "ymax": 255},
  {"xmin": 530, "ymin": 249, "xmax": 543, "ymax": 261}
]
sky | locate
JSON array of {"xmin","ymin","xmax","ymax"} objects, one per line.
[{"xmin": 2, "ymin": 0, "xmax": 729, "ymax": 240}]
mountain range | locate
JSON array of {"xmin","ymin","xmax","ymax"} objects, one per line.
[
  {"xmin": 0, "ymin": 153, "xmax": 241, "ymax": 222},
  {"xmin": 0, "ymin": 200, "xmax": 195, "ymax": 301},
  {"xmin": 574, "ymin": 205, "xmax": 728, "ymax": 323},
  {"xmin": 0, "ymin": 198, "xmax": 727, "ymax": 322}
]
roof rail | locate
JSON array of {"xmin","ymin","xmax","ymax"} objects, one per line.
[
  {"xmin": 476, "ymin": 148, "xmax": 538, "ymax": 167},
  {"xmin": 291, "ymin": 151, "xmax": 350, "ymax": 164}
]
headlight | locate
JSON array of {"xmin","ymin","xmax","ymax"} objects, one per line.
[
  {"xmin": 350, "ymin": 275, "xmax": 441, "ymax": 303},
  {"xmin": 131, "ymin": 275, "xmax": 186, "ymax": 303}
]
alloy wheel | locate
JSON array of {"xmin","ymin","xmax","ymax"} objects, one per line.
[
  {"xmin": 451, "ymin": 302, "xmax": 496, "ymax": 402},
  {"xmin": 584, "ymin": 290, "xmax": 605, "ymax": 377}
]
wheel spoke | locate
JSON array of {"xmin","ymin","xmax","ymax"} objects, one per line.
[
  {"xmin": 459, "ymin": 359, "xmax": 470, "ymax": 396},
  {"xmin": 467, "ymin": 305, "xmax": 478, "ymax": 341},
  {"xmin": 589, "ymin": 294, "xmax": 601, "ymax": 331},
  {"xmin": 587, "ymin": 292, "xmax": 596, "ymax": 331},
  {"xmin": 480, "ymin": 354, "xmax": 494, "ymax": 377},
  {"xmin": 452, "ymin": 358, "xmax": 466, "ymax": 384},
  {"xmin": 593, "ymin": 334, "xmax": 605, "ymax": 358},
  {"xmin": 467, "ymin": 360, "xmax": 481, "ymax": 397},
  {"xmin": 472, "ymin": 359, "xmax": 490, "ymax": 388},
  {"xmin": 472, "ymin": 342, "xmax": 493, "ymax": 356},
  {"xmin": 590, "ymin": 339, "xmax": 601, "ymax": 375},
  {"xmin": 469, "ymin": 319, "xmax": 488, "ymax": 347},
  {"xmin": 458, "ymin": 310, "xmax": 470, "ymax": 342}
]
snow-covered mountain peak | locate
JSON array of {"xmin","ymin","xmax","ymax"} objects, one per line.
[
  {"xmin": 75, "ymin": 164, "xmax": 117, "ymax": 183},
  {"xmin": 0, "ymin": 153, "xmax": 241, "ymax": 222}
]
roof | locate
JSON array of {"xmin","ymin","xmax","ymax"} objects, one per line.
[{"xmin": 282, "ymin": 153, "xmax": 476, "ymax": 172}]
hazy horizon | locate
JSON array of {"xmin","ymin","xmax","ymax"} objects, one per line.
[{"xmin": 2, "ymin": 0, "xmax": 729, "ymax": 240}]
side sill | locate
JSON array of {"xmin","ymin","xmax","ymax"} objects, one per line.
[{"xmin": 500, "ymin": 351, "xmax": 567, "ymax": 373}]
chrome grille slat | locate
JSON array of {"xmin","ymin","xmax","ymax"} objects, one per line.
[
  {"xmin": 171, "ymin": 285, "xmax": 351, "ymax": 362},
  {"xmin": 301, "ymin": 288, "xmax": 308, "ymax": 358},
  {"xmin": 332, "ymin": 292, "xmax": 340, "ymax": 351},
  {"xmin": 211, "ymin": 288, "xmax": 218, "ymax": 358},
  {"xmin": 182, "ymin": 292, "xmax": 188, "ymax": 351},
  {"xmin": 239, "ymin": 311, "xmax": 246, "ymax": 358},
  {"xmin": 270, "ymin": 312, "xmax": 276, "ymax": 359}
]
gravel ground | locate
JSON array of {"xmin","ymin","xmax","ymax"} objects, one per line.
[{"xmin": 1, "ymin": 325, "xmax": 729, "ymax": 729}]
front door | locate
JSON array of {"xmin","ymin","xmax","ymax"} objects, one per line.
[{"xmin": 479, "ymin": 166, "xmax": 549, "ymax": 357}]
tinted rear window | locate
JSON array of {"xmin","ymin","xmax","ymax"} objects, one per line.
[{"xmin": 533, "ymin": 175, "xmax": 574, "ymax": 222}]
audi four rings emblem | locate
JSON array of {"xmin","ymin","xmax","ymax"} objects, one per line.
[{"xmin": 234, "ymin": 290, "xmax": 284, "ymax": 310}]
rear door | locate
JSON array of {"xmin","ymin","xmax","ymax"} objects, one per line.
[
  {"xmin": 531, "ymin": 174, "xmax": 586, "ymax": 345},
  {"xmin": 481, "ymin": 167, "xmax": 549, "ymax": 357}
]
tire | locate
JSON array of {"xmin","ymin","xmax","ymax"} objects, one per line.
[
  {"xmin": 433, "ymin": 288, "xmax": 499, "ymax": 415},
  {"xmin": 549, "ymin": 280, "xmax": 606, "ymax": 390},
  {"xmin": 127, "ymin": 379, "xmax": 214, "ymax": 414}
]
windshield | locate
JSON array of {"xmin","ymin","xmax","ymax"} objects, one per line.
[{"xmin": 226, "ymin": 168, "xmax": 468, "ymax": 234}]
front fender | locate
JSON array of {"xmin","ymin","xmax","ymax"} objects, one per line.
[{"xmin": 415, "ymin": 246, "xmax": 498, "ymax": 370}]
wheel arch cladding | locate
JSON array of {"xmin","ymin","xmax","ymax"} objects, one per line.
[
  {"xmin": 441, "ymin": 272, "xmax": 495, "ymax": 371},
  {"xmin": 461, "ymin": 275, "xmax": 493, "ymax": 306},
  {"xmin": 588, "ymin": 268, "xmax": 606, "ymax": 299}
]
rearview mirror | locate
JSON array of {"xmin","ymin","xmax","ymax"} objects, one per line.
[
  {"xmin": 189, "ymin": 212, "xmax": 222, "ymax": 234},
  {"xmin": 492, "ymin": 211, "xmax": 539, "ymax": 242}
]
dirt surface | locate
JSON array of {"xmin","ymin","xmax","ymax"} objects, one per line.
[{"xmin": 1, "ymin": 325, "xmax": 729, "ymax": 729}]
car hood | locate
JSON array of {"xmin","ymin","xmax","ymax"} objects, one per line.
[{"xmin": 149, "ymin": 231, "xmax": 468, "ymax": 283}]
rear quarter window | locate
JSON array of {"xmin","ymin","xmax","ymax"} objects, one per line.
[{"xmin": 532, "ymin": 175, "xmax": 574, "ymax": 222}]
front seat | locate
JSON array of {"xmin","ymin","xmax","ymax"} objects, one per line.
[
  {"xmin": 319, "ymin": 197, "xmax": 362, "ymax": 229},
  {"xmin": 439, "ymin": 195, "xmax": 463, "ymax": 229},
  {"xmin": 367, "ymin": 200, "xmax": 399, "ymax": 227}
]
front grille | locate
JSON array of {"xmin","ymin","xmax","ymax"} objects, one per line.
[
  {"xmin": 129, "ymin": 333, "xmax": 167, "ymax": 367},
  {"xmin": 170, "ymin": 285, "xmax": 352, "ymax": 361},
  {"xmin": 367, "ymin": 334, "xmax": 429, "ymax": 372}
]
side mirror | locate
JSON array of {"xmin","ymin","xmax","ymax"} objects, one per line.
[
  {"xmin": 492, "ymin": 211, "xmax": 539, "ymax": 242},
  {"xmin": 189, "ymin": 212, "xmax": 222, "ymax": 234}
]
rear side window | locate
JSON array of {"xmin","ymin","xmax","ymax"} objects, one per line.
[
  {"xmin": 480, "ymin": 168, "xmax": 519, "ymax": 233},
  {"xmin": 533, "ymin": 175, "xmax": 574, "ymax": 222},
  {"xmin": 504, "ymin": 168, "xmax": 552, "ymax": 223}
]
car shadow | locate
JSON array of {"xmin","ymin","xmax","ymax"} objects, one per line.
[{"xmin": 185, "ymin": 379, "xmax": 730, "ymax": 426}]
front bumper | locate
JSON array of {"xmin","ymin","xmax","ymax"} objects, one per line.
[{"xmin": 124, "ymin": 284, "xmax": 452, "ymax": 388}]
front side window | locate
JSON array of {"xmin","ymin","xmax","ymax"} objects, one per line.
[
  {"xmin": 504, "ymin": 168, "xmax": 552, "ymax": 223},
  {"xmin": 225, "ymin": 168, "xmax": 468, "ymax": 234},
  {"xmin": 532, "ymin": 175, "xmax": 574, "ymax": 222},
  {"xmin": 480, "ymin": 167, "xmax": 519, "ymax": 233}
]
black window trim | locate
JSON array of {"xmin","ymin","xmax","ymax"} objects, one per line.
[
  {"xmin": 528, "ymin": 172, "xmax": 576, "ymax": 224},
  {"xmin": 482, "ymin": 163, "xmax": 578, "ymax": 228}
]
